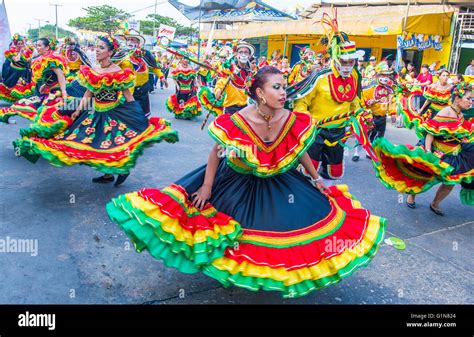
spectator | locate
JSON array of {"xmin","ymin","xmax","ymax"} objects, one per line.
[
  {"xmin": 465, "ymin": 59, "xmax": 474, "ymax": 76},
  {"xmin": 364, "ymin": 56, "xmax": 377, "ymax": 78},
  {"xmin": 415, "ymin": 64, "xmax": 433, "ymax": 89}
]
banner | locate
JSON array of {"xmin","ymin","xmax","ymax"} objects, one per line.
[
  {"xmin": 157, "ymin": 24, "xmax": 176, "ymax": 41},
  {"xmin": 397, "ymin": 33, "xmax": 443, "ymax": 51},
  {"xmin": 0, "ymin": 0, "xmax": 11, "ymax": 68}
]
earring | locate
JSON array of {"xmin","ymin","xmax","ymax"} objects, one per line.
[{"xmin": 259, "ymin": 96, "xmax": 267, "ymax": 105}]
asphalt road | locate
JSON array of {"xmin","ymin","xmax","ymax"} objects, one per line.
[{"xmin": 0, "ymin": 85, "xmax": 472, "ymax": 304}]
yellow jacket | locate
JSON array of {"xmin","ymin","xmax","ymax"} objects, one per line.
[
  {"xmin": 215, "ymin": 77, "xmax": 248, "ymax": 107},
  {"xmin": 288, "ymin": 63, "xmax": 306, "ymax": 85},
  {"xmin": 362, "ymin": 86, "xmax": 396, "ymax": 117},
  {"xmin": 293, "ymin": 65, "xmax": 361, "ymax": 128}
]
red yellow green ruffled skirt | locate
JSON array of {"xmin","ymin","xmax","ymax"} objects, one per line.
[
  {"xmin": 197, "ymin": 86, "xmax": 224, "ymax": 117},
  {"xmin": 166, "ymin": 92, "xmax": 202, "ymax": 120},
  {"xmin": 372, "ymin": 137, "xmax": 474, "ymax": 194},
  {"xmin": 13, "ymin": 101, "xmax": 179, "ymax": 174},
  {"xmin": 107, "ymin": 162, "xmax": 386, "ymax": 298}
]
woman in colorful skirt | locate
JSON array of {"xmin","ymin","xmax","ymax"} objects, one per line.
[
  {"xmin": 107, "ymin": 66, "xmax": 386, "ymax": 298},
  {"xmin": 0, "ymin": 34, "xmax": 35, "ymax": 103},
  {"xmin": 373, "ymin": 82, "xmax": 473, "ymax": 215},
  {"xmin": 166, "ymin": 55, "xmax": 202, "ymax": 120},
  {"xmin": 417, "ymin": 69, "xmax": 452, "ymax": 118},
  {"xmin": 13, "ymin": 36, "xmax": 179, "ymax": 187},
  {"xmin": 0, "ymin": 37, "xmax": 69, "ymax": 123}
]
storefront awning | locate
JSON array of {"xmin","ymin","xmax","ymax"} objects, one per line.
[{"xmin": 200, "ymin": 5, "xmax": 455, "ymax": 39}]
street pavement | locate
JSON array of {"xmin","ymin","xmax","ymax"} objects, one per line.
[{"xmin": 0, "ymin": 85, "xmax": 472, "ymax": 304}]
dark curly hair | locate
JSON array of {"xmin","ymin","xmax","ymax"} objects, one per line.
[{"xmin": 247, "ymin": 66, "xmax": 283, "ymax": 101}]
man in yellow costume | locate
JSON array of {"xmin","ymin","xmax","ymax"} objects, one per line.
[
  {"xmin": 292, "ymin": 39, "xmax": 365, "ymax": 179},
  {"xmin": 113, "ymin": 33, "xmax": 167, "ymax": 118},
  {"xmin": 287, "ymin": 47, "xmax": 315, "ymax": 85},
  {"xmin": 214, "ymin": 40, "xmax": 254, "ymax": 115}
]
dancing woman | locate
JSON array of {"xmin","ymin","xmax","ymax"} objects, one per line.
[
  {"xmin": 13, "ymin": 35, "xmax": 179, "ymax": 187},
  {"xmin": 166, "ymin": 55, "xmax": 202, "ymax": 120},
  {"xmin": 0, "ymin": 37, "xmax": 69, "ymax": 123},
  {"xmin": 106, "ymin": 66, "xmax": 386, "ymax": 298},
  {"xmin": 0, "ymin": 34, "xmax": 34, "ymax": 103},
  {"xmin": 373, "ymin": 82, "xmax": 473, "ymax": 215}
]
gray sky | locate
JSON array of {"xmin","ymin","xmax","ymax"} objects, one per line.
[{"xmin": 4, "ymin": 0, "xmax": 317, "ymax": 35}]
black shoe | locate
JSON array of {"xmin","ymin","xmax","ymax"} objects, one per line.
[
  {"xmin": 406, "ymin": 200, "xmax": 416, "ymax": 209},
  {"xmin": 366, "ymin": 154, "xmax": 371, "ymax": 159},
  {"xmin": 319, "ymin": 171, "xmax": 335, "ymax": 180},
  {"xmin": 352, "ymin": 155, "xmax": 360, "ymax": 162},
  {"xmin": 430, "ymin": 203, "xmax": 444, "ymax": 216},
  {"xmin": 92, "ymin": 175, "xmax": 114, "ymax": 183},
  {"xmin": 114, "ymin": 174, "xmax": 129, "ymax": 187}
]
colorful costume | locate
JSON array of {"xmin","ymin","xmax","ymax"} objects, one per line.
[
  {"xmin": 166, "ymin": 66, "xmax": 202, "ymax": 119},
  {"xmin": 13, "ymin": 65, "xmax": 178, "ymax": 174},
  {"xmin": 372, "ymin": 83, "xmax": 473, "ymax": 205},
  {"xmin": 114, "ymin": 48, "xmax": 165, "ymax": 118},
  {"xmin": 0, "ymin": 34, "xmax": 35, "ymax": 103},
  {"xmin": 213, "ymin": 60, "xmax": 251, "ymax": 115},
  {"xmin": 106, "ymin": 111, "xmax": 386, "ymax": 298},
  {"xmin": 361, "ymin": 62, "xmax": 396, "ymax": 143},
  {"xmin": 287, "ymin": 48, "xmax": 315, "ymax": 85},
  {"xmin": 422, "ymin": 84, "xmax": 452, "ymax": 117},
  {"xmin": 0, "ymin": 52, "xmax": 69, "ymax": 123},
  {"xmin": 292, "ymin": 63, "xmax": 363, "ymax": 179}
]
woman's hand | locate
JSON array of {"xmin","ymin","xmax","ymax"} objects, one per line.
[
  {"xmin": 71, "ymin": 110, "xmax": 81, "ymax": 121},
  {"xmin": 191, "ymin": 184, "xmax": 212, "ymax": 210},
  {"xmin": 314, "ymin": 180, "xmax": 327, "ymax": 194}
]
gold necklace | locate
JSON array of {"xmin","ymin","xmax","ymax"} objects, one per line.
[
  {"xmin": 256, "ymin": 105, "xmax": 274, "ymax": 130},
  {"xmin": 451, "ymin": 105, "xmax": 461, "ymax": 115}
]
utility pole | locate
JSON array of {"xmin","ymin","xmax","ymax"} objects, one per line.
[
  {"xmin": 50, "ymin": 3, "xmax": 62, "ymax": 38},
  {"xmin": 197, "ymin": 0, "xmax": 202, "ymax": 60},
  {"xmin": 153, "ymin": 0, "xmax": 157, "ymax": 38},
  {"xmin": 34, "ymin": 18, "xmax": 44, "ymax": 38}
]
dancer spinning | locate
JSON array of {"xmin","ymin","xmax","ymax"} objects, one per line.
[
  {"xmin": 373, "ymin": 82, "xmax": 473, "ymax": 215},
  {"xmin": 0, "ymin": 37, "xmax": 69, "ymax": 123},
  {"xmin": 166, "ymin": 54, "xmax": 202, "ymax": 120},
  {"xmin": 107, "ymin": 66, "xmax": 386, "ymax": 298},
  {"xmin": 0, "ymin": 34, "xmax": 34, "ymax": 103},
  {"xmin": 13, "ymin": 35, "xmax": 179, "ymax": 187}
]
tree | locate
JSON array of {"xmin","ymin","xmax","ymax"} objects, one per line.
[
  {"xmin": 139, "ymin": 14, "xmax": 197, "ymax": 38},
  {"xmin": 27, "ymin": 25, "xmax": 77, "ymax": 41},
  {"xmin": 68, "ymin": 5, "xmax": 130, "ymax": 34}
]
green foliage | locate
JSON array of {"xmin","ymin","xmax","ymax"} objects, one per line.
[
  {"xmin": 27, "ymin": 25, "xmax": 76, "ymax": 40},
  {"xmin": 68, "ymin": 5, "xmax": 130, "ymax": 34}
]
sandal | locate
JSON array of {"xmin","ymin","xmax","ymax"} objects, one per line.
[{"xmin": 430, "ymin": 204, "xmax": 445, "ymax": 216}]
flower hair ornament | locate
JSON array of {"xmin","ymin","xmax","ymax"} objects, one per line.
[
  {"xmin": 48, "ymin": 37, "xmax": 59, "ymax": 51},
  {"xmin": 98, "ymin": 35, "xmax": 121, "ymax": 53},
  {"xmin": 12, "ymin": 34, "xmax": 24, "ymax": 44},
  {"xmin": 452, "ymin": 82, "xmax": 473, "ymax": 98},
  {"xmin": 244, "ymin": 70, "xmax": 257, "ymax": 98}
]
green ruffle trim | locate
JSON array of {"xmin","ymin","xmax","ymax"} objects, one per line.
[
  {"xmin": 198, "ymin": 86, "xmax": 225, "ymax": 117},
  {"xmin": 34, "ymin": 59, "xmax": 68, "ymax": 83},
  {"xmin": 106, "ymin": 195, "xmax": 243, "ymax": 274},
  {"xmin": 372, "ymin": 137, "xmax": 454, "ymax": 194},
  {"xmin": 78, "ymin": 75, "xmax": 134, "ymax": 95},
  {"xmin": 202, "ymin": 217, "xmax": 386, "ymax": 299},
  {"xmin": 19, "ymin": 118, "xmax": 69, "ymax": 139},
  {"xmin": 12, "ymin": 127, "xmax": 179, "ymax": 174},
  {"xmin": 460, "ymin": 188, "xmax": 474, "ymax": 205}
]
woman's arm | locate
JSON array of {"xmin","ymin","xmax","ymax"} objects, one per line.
[
  {"xmin": 192, "ymin": 143, "xmax": 221, "ymax": 210},
  {"xmin": 52, "ymin": 67, "xmax": 68, "ymax": 97},
  {"xmin": 122, "ymin": 88, "xmax": 135, "ymax": 102},
  {"xmin": 418, "ymin": 99, "xmax": 431, "ymax": 114},
  {"xmin": 425, "ymin": 133, "xmax": 434, "ymax": 153},
  {"xmin": 299, "ymin": 152, "xmax": 326, "ymax": 192},
  {"xmin": 71, "ymin": 90, "xmax": 92, "ymax": 120}
]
